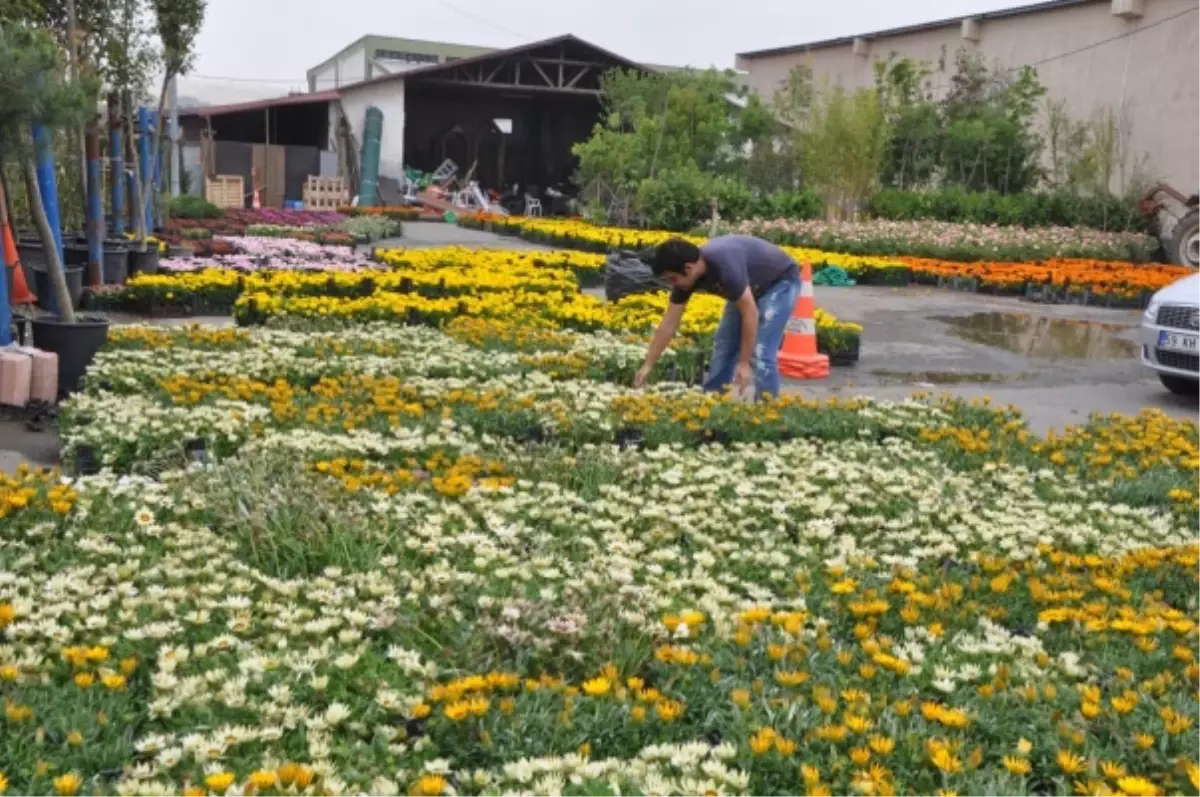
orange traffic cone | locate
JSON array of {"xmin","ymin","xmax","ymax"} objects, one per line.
[
  {"xmin": 778, "ymin": 262, "xmax": 829, "ymax": 380},
  {"xmin": 3, "ymin": 221, "xmax": 36, "ymax": 305}
]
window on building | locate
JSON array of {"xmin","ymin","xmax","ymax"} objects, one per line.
[{"xmin": 374, "ymin": 49, "xmax": 438, "ymax": 64}]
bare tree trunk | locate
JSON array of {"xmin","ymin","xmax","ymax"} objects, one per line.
[
  {"xmin": 0, "ymin": 164, "xmax": 18, "ymax": 232},
  {"xmin": 137, "ymin": 75, "xmax": 171, "ymax": 250},
  {"xmin": 65, "ymin": 0, "xmax": 90, "ymax": 211},
  {"xmin": 22, "ymin": 157, "xmax": 76, "ymax": 323},
  {"xmin": 125, "ymin": 93, "xmax": 147, "ymax": 251}
]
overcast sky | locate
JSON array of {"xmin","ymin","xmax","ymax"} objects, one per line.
[{"xmin": 183, "ymin": 0, "xmax": 1033, "ymax": 100}]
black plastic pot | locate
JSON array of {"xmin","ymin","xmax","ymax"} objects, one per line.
[
  {"xmin": 826, "ymin": 337, "xmax": 861, "ymax": 367},
  {"xmin": 103, "ymin": 240, "xmax": 129, "ymax": 284},
  {"xmin": 32, "ymin": 266, "xmax": 85, "ymax": 311},
  {"xmin": 15, "ymin": 240, "xmax": 44, "ymax": 291},
  {"xmin": 128, "ymin": 246, "xmax": 159, "ymax": 276},
  {"xmin": 30, "ymin": 314, "xmax": 111, "ymax": 396},
  {"xmin": 64, "ymin": 242, "xmax": 90, "ymax": 267}
]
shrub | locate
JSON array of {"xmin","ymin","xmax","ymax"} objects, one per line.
[
  {"xmin": 168, "ymin": 195, "xmax": 223, "ymax": 219},
  {"xmin": 866, "ymin": 187, "xmax": 1152, "ymax": 234}
]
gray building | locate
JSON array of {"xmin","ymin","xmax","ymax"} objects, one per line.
[{"xmin": 735, "ymin": 0, "xmax": 1199, "ymax": 192}]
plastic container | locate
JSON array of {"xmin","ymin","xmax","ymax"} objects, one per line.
[{"xmin": 32, "ymin": 266, "xmax": 85, "ymax": 310}]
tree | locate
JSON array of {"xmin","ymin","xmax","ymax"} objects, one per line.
[
  {"xmin": 792, "ymin": 83, "xmax": 889, "ymax": 219},
  {"xmin": 0, "ymin": 23, "xmax": 99, "ymax": 321},
  {"xmin": 133, "ymin": 0, "xmax": 204, "ymax": 250},
  {"xmin": 573, "ymin": 67, "xmax": 753, "ymax": 229},
  {"xmin": 874, "ymin": 54, "xmax": 939, "ymax": 189},
  {"xmin": 939, "ymin": 50, "xmax": 1045, "ymax": 193}
]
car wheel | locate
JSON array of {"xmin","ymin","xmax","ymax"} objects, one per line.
[
  {"xmin": 1168, "ymin": 208, "xmax": 1199, "ymax": 268},
  {"xmin": 1159, "ymin": 373, "xmax": 1199, "ymax": 395}
]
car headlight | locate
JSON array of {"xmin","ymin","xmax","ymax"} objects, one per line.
[{"xmin": 1143, "ymin": 296, "xmax": 1162, "ymax": 322}]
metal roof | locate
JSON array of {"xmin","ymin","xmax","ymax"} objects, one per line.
[
  {"xmin": 341, "ymin": 33, "xmax": 648, "ymax": 91},
  {"xmin": 180, "ymin": 89, "xmax": 340, "ymax": 118},
  {"xmin": 737, "ymin": 0, "xmax": 1100, "ymax": 59}
]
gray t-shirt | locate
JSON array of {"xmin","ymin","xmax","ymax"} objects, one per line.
[{"xmin": 668, "ymin": 235, "xmax": 799, "ymax": 305}]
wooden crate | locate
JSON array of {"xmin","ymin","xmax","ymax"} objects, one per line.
[
  {"xmin": 205, "ymin": 175, "xmax": 244, "ymax": 210},
  {"xmin": 303, "ymin": 176, "xmax": 349, "ymax": 210}
]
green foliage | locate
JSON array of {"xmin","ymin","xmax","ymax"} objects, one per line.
[
  {"xmin": 168, "ymin": 194, "xmax": 221, "ymax": 219},
  {"xmin": 793, "ymin": 82, "xmax": 889, "ymax": 218},
  {"xmin": 573, "ymin": 68, "xmax": 780, "ymax": 228},
  {"xmin": 866, "ymin": 186, "xmax": 1152, "ymax": 233},
  {"xmin": 149, "ymin": 0, "xmax": 204, "ymax": 79},
  {"xmin": 0, "ymin": 23, "xmax": 100, "ymax": 160}
]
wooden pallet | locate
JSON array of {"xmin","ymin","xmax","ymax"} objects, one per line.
[
  {"xmin": 303, "ymin": 176, "xmax": 349, "ymax": 210},
  {"xmin": 205, "ymin": 175, "xmax": 244, "ymax": 210}
]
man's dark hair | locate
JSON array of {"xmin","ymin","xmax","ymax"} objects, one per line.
[{"xmin": 650, "ymin": 238, "xmax": 701, "ymax": 276}]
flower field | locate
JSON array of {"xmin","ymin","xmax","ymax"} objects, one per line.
[
  {"xmin": 479, "ymin": 218, "xmax": 1191, "ymax": 303},
  {"xmin": 1, "ymin": 311, "xmax": 1196, "ymax": 796}
]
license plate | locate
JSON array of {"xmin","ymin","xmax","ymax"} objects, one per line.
[{"xmin": 1158, "ymin": 330, "xmax": 1199, "ymax": 352}]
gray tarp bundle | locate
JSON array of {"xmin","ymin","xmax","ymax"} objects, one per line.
[{"xmin": 604, "ymin": 249, "xmax": 668, "ymax": 302}]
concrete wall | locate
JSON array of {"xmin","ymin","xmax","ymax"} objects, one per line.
[
  {"xmin": 309, "ymin": 62, "xmax": 338, "ymax": 92},
  {"xmin": 736, "ymin": 0, "xmax": 1200, "ymax": 191},
  {"xmin": 337, "ymin": 45, "xmax": 367, "ymax": 87},
  {"xmin": 338, "ymin": 79, "xmax": 406, "ymax": 180}
]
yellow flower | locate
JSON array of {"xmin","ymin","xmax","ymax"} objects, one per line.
[
  {"xmin": 1133, "ymin": 732, "xmax": 1155, "ymax": 750},
  {"xmin": 1115, "ymin": 776, "xmax": 1158, "ymax": 797},
  {"xmin": 731, "ymin": 688, "xmax": 751, "ymax": 708},
  {"xmin": 849, "ymin": 747, "xmax": 871, "ymax": 765},
  {"xmin": 775, "ymin": 737, "xmax": 797, "ymax": 756},
  {"xmin": 409, "ymin": 774, "xmax": 447, "ymax": 796},
  {"xmin": 247, "ymin": 770, "xmax": 278, "ymax": 790},
  {"xmin": 205, "ymin": 771, "xmax": 236, "ymax": 793},
  {"xmin": 630, "ymin": 705, "xmax": 646, "ymax": 723},
  {"xmin": 1016, "ymin": 737, "xmax": 1033, "ymax": 755},
  {"xmin": 869, "ymin": 735, "xmax": 895, "ymax": 756},
  {"xmin": 73, "ymin": 672, "xmax": 94, "ymax": 689},
  {"xmin": 1003, "ymin": 756, "xmax": 1031, "ymax": 775},
  {"xmin": 0, "ymin": 771, "xmax": 8, "ymax": 794},
  {"xmin": 800, "ymin": 764, "xmax": 821, "ymax": 785},
  {"xmin": 66, "ymin": 730, "xmax": 83, "ymax": 747},
  {"xmin": 582, "ymin": 676, "xmax": 611, "ymax": 697},
  {"xmin": 52, "ymin": 773, "xmax": 82, "ymax": 796},
  {"xmin": 655, "ymin": 699, "xmax": 683, "ymax": 722},
  {"xmin": 931, "ymin": 747, "xmax": 962, "ymax": 774},
  {"xmin": 101, "ymin": 673, "xmax": 127, "ymax": 690},
  {"xmin": 749, "ymin": 730, "xmax": 775, "ymax": 755},
  {"xmin": 1057, "ymin": 749, "xmax": 1087, "ymax": 775},
  {"xmin": 1100, "ymin": 761, "xmax": 1127, "ymax": 780}
]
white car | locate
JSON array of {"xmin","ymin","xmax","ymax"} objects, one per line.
[{"xmin": 1141, "ymin": 272, "xmax": 1199, "ymax": 394}]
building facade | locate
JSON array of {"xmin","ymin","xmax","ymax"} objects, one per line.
[
  {"xmin": 307, "ymin": 36, "xmax": 497, "ymax": 92},
  {"xmin": 735, "ymin": 0, "xmax": 1199, "ymax": 192}
]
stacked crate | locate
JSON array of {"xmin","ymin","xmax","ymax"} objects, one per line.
[
  {"xmin": 303, "ymin": 176, "xmax": 349, "ymax": 210},
  {"xmin": 205, "ymin": 175, "xmax": 245, "ymax": 210}
]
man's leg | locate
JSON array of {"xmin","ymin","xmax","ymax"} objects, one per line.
[
  {"xmin": 752, "ymin": 278, "xmax": 799, "ymax": 399},
  {"xmin": 702, "ymin": 300, "xmax": 740, "ymax": 392}
]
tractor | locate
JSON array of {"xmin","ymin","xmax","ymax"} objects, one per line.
[{"xmin": 1141, "ymin": 183, "xmax": 1199, "ymax": 268}]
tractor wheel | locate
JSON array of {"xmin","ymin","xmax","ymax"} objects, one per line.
[{"xmin": 1168, "ymin": 207, "xmax": 1199, "ymax": 268}]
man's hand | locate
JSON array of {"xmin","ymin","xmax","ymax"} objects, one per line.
[
  {"xmin": 733, "ymin": 361, "xmax": 753, "ymax": 392},
  {"xmin": 633, "ymin": 364, "xmax": 652, "ymax": 388}
]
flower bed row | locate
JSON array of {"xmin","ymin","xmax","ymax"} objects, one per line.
[
  {"xmin": 90, "ymin": 243, "xmax": 867, "ymax": 361},
  {"xmin": 726, "ymin": 217, "xmax": 1158, "ymax": 263},
  {"xmin": 475, "ymin": 217, "xmax": 1191, "ymax": 304}
]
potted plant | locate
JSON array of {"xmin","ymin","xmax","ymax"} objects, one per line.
[{"xmin": 0, "ymin": 23, "xmax": 113, "ymax": 394}]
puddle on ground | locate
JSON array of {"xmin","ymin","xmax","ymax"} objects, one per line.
[
  {"xmin": 931, "ymin": 312, "xmax": 1138, "ymax": 360},
  {"xmin": 870, "ymin": 369, "xmax": 1028, "ymax": 385}
]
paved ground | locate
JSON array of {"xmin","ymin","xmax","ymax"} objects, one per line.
[
  {"xmin": 788, "ymin": 286, "xmax": 1197, "ymax": 434},
  {"xmin": 371, "ymin": 221, "xmax": 549, "ymax": 251},
  {"xmin": 2, "ymin": 225, "xmax": 1195, "ymax": 471}
]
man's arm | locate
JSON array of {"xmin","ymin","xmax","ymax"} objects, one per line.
[
  {"xmin": 733, "ymin": 287, "xmax": 758, "ymax": 388},
  {"xmin": 634, "ymin": 302, "xmax": 686, "ymax": 386}
]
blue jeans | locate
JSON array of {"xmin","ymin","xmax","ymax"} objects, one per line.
[{"xmin": 702, "ymin": 275, "xmax": 800, "ymax": 399}]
